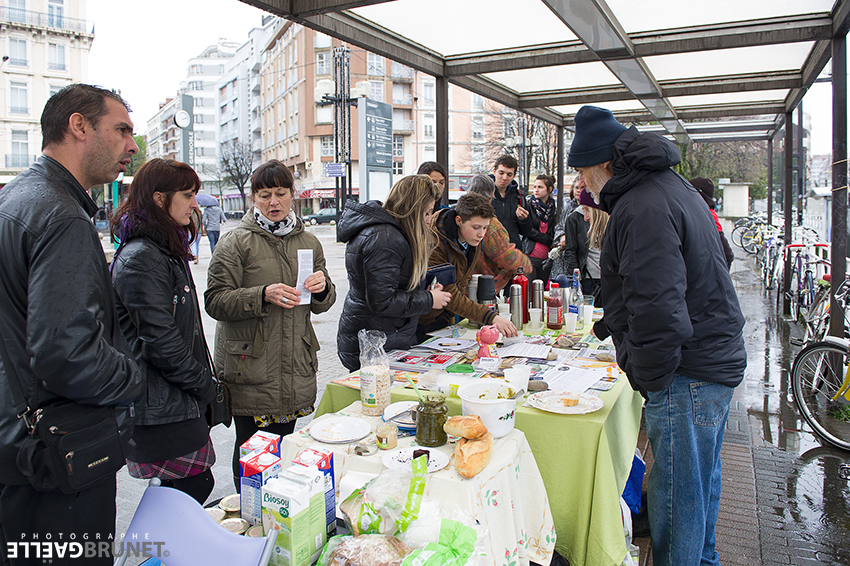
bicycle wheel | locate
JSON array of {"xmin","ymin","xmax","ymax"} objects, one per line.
[
  {"xmin": 791, "ymin": 341, "xmax": 850, "ymax": 450},
  {"xmin": 741, "ymin": 228, "xmax": 760, "ymax": 254},
  {"xmin": 731, "ymin": 225, "xmax": 747, "ymax": 248},
  {"xmin": 765, "ymin": 248, "xmax": 778, "ymax": 290}
]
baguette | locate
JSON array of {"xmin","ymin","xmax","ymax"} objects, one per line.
[
  {"xmin": 443, "ymin": 415, "xmax": 488, "ymax": 439},
  {"xmin": 454, "ymin": 432, "xmax": 493, "ymax": 478}
]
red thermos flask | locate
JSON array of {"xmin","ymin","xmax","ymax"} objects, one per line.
[{"xmin": 512, "ymin": 267, "xmax": 529, "ymax": 325}]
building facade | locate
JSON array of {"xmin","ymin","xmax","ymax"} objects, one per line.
[{"xmin": 0, "ymin": 0, "xmax": 92, "ymax": 184}]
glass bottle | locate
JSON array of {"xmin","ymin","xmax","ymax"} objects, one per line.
[{"xmin": 415, "ymin": 395, "xmax": 448, "ymax": 447}]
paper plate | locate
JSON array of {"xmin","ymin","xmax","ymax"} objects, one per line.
[
  {"xmin": 309, "ymin": 416, "xmax": 371, "ymax": 443},
  {"xmin": 382, "ymin": 447, "xmax": 449, "ymax": 473},
  {"xmin": 382, "ymin": 401, "xmax": 417, "ymax": 430},
  {"xmin": 526, "ymin": 391, "xmax": 604, "ymax": 415}
]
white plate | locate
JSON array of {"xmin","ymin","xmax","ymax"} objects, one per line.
[
  {"xmin": 309, "ymin": 416, "xmax": 371, "ymax": 444},
  {"xmin": 382, "ymin": 401, "xmax": 417, "ymax": 430},
  {"xmin": 382, "ymin": 448, "xmax": 450, "ymax": 473},
  {"xmin": 526, "ymin": 391, "xmax": 604, "ymax": 415}
]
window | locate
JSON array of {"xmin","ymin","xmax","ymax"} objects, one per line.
[
  {"xmin": 321, "ymin": 136, "xmax": 334, "ymax": 157},
  {"xmin": 424, "ymin": 124, "xmax": 434, "ymax": 138},
  {"xmin": 424, "ymin": 145, "xmax": 436, "ymax": 162},
  {"xmin": 314, "ymin": 33, "xmax": 332, "ymax": 49},
  {"xmin": 8, "ymin": 0, "xmax": 25, "ymax": 24},
  {"xmin": 220, "ymin": 84, "xmax": 228, "ymax": 98},
  {"xmin": 393, "ymin": 161, "xmax": 404, "ymax": 175},
  {"xmin": 194, "ymin": 114, "xmax": 204, "ymax": 124},
  {"xmin": 316, "ymin": 105, "xmax": 332, "ymax": 123},
  {"xmin": 9, "ymin": 39, "xmax": 26, "ymax": 66},
  {"xmin": 190, "ymin": 65, "xmax": 202, "ymax": 75},
  {"xmin": 472, "ymin": 94, "xmax": 485, "ymax": 109},
  {"xmin": 10, "ymin": 82, "xmax": 28, "ymax": 114},
  {"xmin": 10, "ymin": 130, "xmax": 28, "ymax": 167},
  {"xmin": 48, "ymin": 84, "xmax": 62, "ymax": 98},
  {"xmin": 422, "ymin": 83, "xmax": 435, "ymax": 106},
  {"xmin": 48, "ymin": 43, "xmax": 66, "ymax": 71},
  {"xmin": 190, "ymin": 81, "xmax": 203, "ymax": 91},
  {"xmin": 194, "ymin": 97, "xmax": 204, "ymax": 107},
  {"xmin": 369, "ymin": 81, "xmax": 383, "ymax": 102},
  {"xmin": 220, "ymin": 103, "xmax": 228, "ymax": 116},
  {"xmin": 393, "ymin": 135, "xmax": 403, "ymax": 157},
  {"xmin": 195, "ymin": 147, "xmax": 205, "ymax": 157},
  {"xmin": 316, "ymin": 52, "xmax": 330, "ymax": 75},
  {"xmin": 367, "ymin": 53, "xmax": 384, "ymax": 76},
  {"xmin": 471, "ymin": 145, "xmax": 485, "ymax": 170},
  {"xmin": 47, "ymin": 0, "xmax": 64, "ymax": 28}
]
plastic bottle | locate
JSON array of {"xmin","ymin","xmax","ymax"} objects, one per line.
[
  {"xmin": 570, "ymin": 269, "xmax": 583, "ymax": 330},
  {"xmin": 512, "ymin": 267, "xmax": 530, "ymax": 324},
  {"xmin": 547, "ymin": 282, "xmax": 563, "ymax": 329}
]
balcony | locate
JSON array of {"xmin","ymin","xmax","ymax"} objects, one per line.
[
  {"xmin": 10, "ymin": 106, "xmax": 29, "ymax": 115},
  {"xmin": 392, "ymin": 93, "xmax": 413, "ymax": 106},
  {"xmin": 393, "ymin": 119, "xmax": 414, "ymax": 133},
  {"xmin": 0, "ymin": 7, "xmax": 92, "ymax": 34},
  {"xmin": 391, "ymin": 64, "xmax": 413, "ymax": 82},
  {"xmin": 6, "ymin": 154, "xmax": 36, "ymax": 168},
  {"xmin": 48, "ymin": 61, "xmax": 67, "ymax": 71},
  {"xmin": 8, "ymin": 58, "xmax": 27, "ymax": 67}
]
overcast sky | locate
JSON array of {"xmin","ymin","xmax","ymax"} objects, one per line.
[
  {"xmin": 87, "ymin": 0, "xmax": 267, "ymax": 130},
  {"xmin": 86, "ymin": 0, "xmax": 838, "ymax": 157}
]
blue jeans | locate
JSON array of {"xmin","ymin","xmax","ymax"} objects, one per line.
[
  {"xmin": 645, "ymin": 375, "xmax": 734, "ymax": 566},
  {"xmin": 207, "ymin": 230, "xmax": 220, "ymax": 255}
]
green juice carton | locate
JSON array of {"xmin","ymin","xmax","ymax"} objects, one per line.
[{"xmin": 262, "ymin": 465, "xmax": 327, "ymax": 566}]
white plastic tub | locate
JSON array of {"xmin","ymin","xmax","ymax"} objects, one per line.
[{"xmin": 457, "ymin": 379, "xmax": 517, "ymax": 438}]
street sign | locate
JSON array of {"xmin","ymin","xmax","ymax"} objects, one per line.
[{"xmin": 325, "ymin": 163, "xmax": 346, "ymax": 177}]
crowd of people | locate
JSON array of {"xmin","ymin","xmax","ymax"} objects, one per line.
[{"xmin": 0, "ymin": 83, "xmax": 744, "ymax": 566}]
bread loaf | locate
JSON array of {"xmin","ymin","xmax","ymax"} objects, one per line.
[
  {"xmin": 443, "ymin": 415, "xmax": 488, "ymax": 439},
  {"xmin": 454, "ymin": 432, "xmax": 493, "ymax": 478}
]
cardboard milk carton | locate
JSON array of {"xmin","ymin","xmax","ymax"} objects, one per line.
[
  {"xmin": 292, "ymin": 446, "xmax": 336, "ymax": 537},
  {"xmin": 240, "ymin": 451, "xmax": 283, "ymax": 526},
  {"xmin": 262, "ymin": 465, "xmax": 326, "ymax": 566},
  {"xmin": 240, "ymin": 430, "xmax": 281, "ymax": 461}
]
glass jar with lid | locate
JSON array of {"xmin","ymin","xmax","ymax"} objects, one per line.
[{"xmin": 415, "ymin": 395, "xmax": 448, "ymax": 447}]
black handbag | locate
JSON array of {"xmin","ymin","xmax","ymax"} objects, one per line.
[
  {"xmin": 203, "ymin": 334, "xmax": 232, "ymax": 428},
  {"xmin": 15, "ymin": 401, "xmax": 131, "ymax": 494}
]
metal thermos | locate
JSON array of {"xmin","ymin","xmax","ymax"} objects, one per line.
[
  {"xmin": 509, "ymin": 284, "xmax": 524, "ymax": 329},
  {"xmin": 467, "ymin": 274, "xmax": 481, "ymax": 302},
  {"xmin": 531, "ymin": 279, "xmax": 544, "ymax": 310}
]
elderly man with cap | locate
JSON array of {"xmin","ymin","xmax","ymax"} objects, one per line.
[
  {"xmin": 690, "ymin": 177, "xmax": 734, "ymax": 268},
  {"xmin": 568, "ymin": 106, "xmax": 746, "ymax": 566}
]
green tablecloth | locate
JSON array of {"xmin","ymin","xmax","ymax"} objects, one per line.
[{"xmin": 316, "ymin": 378, "xmax": 643, "ymax": 566}]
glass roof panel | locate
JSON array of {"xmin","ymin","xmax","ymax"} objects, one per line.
[
  {"xmin": 352, "ymin": 0, "xmax": 575, "ymax": 57},
  {"xmin": 550, "ymin": 100, "xmax": 647, "ymax": 117},
  {"xmin": 668, "ymin": 89, "xmax": 789, "ymax": 108},
  {"xmin": 483, "ymin": 62, "xmax": 617, "ymax": 93},
  {"xmin": 605, "ymin": 0, "xmax": 835, "ymax": 34},
  {"xmin": 645, "ymin": 43, "xmax": 815, "ymax": 81}
]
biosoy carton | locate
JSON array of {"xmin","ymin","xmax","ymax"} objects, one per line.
[
  {"xmin": 240, "ymin": 451, "xmax": 283, "ymax": 526},
  {"xmin": 262, "ymin": 465, "xmax": 326, "ymax": 566},
  {"xmin": 291, "ymin": 446, "xmax": 336, "ymax": 537},
  {"xmin": 239, "ymin": 430, "xmax": 281, "ymax": 461}
]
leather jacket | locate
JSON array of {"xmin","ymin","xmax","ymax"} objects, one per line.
[
  {"xmin": 0, "ymin": 155, "xmax": 142, "ymax": 485},
  {"xmin": 111, "ymin": 236, "xmax": 215, "ymax": 426}
]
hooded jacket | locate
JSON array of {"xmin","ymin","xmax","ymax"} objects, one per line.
[
  {"xmin": 205, "ymin": 212, "xmax": 336, "ymax": 417},
  {"xmin": 489, "ymin": 176, "xmax": 531, "ymax": 248},
  {"xmin": 0, "ymin": 156, "xmax": 143, "ymax": 484},
  {"xmin": 418, "ymin": 208, "xmax": 497, "ymax": 330},
  {"xmin": 336, "ymin": 201, "xmax": 434, "ymax": 371},
  {"xmin": 598, "ymin": 127, "xmax": 746, "ymax": 394}
]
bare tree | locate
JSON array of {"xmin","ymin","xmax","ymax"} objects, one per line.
[
  {"xmin": 220, "ymin": 140, "xmax": 254, "ymax": 210},
  {"xmin": 199, "ymin": 163, "xmax": 230, "ymax": 201}
]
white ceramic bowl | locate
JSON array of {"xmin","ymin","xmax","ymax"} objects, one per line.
[{"xmin": 457, "ymin": 379, "xmax": 517, "ymax": 438}]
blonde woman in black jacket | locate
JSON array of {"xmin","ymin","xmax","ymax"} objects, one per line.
[
  {"xmin": 337, "ymin": 175, "xmax": 451, "ymax": 370},
  {"xmin": 111, "ymin": 159, "xmax": 216, "ymax": 504}
]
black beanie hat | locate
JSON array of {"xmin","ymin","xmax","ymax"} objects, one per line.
[
  {"xmin": 568, "ymin": 106, "xmax": 628, "ymax": 168},
  {"xmin": 689, "ymin": 177, "xmax": 715, "ymax": 208}
]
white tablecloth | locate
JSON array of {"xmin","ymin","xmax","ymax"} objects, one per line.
[{"xmin": 281, "ymin": 402, "xmax": 556, "ymax": 566}]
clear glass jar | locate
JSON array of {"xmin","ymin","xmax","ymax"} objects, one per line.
[
  {"xmin": 416, "ymin": 395, "xmax": 448, "ymax": 447},
  {"xmin": 376, "ymin": 422, "xmax": 398, "ymax": 450}
]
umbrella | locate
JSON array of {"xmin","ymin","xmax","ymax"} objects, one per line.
[{"xmin": 196, "ymin": 193, "xmax": 219, "ymax": 207}]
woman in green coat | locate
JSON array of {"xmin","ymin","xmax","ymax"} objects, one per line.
[{"xmin": 205, "ymin": 160, "xmax": 336, "ymax": 489}]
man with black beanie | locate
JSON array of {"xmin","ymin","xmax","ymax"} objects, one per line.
[
  {"xmin": 690, "ymin": 177, "xmax": 734, "ymax": 268},
  {"xmin": 568, "ymin": 105, "xmax": 747, "ymax": 566}
]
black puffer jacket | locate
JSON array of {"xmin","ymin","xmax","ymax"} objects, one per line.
[
  {"xmin": 0, "ymin": 156, "xmax": 142, "ymax": 485},
  {"xmin": 598, "ymin": 127, "xmax": 746, "ymax": 394},
  {"xmin": 111, "ymin": 236, "xmax": 215, "ymax": 427},
  {"xmin": 337, "ymin": 201, "xmax": 433, "ymax": 371},
  {"xmin": 489, "ymin": 176, "xmax": 531, "ymax": 248},
  {"xmin": 562, "ymin": 207, "xmax": 590, "ymax": 275}
]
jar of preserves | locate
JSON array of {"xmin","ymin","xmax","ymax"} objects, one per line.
[
  {"xmin": 415, "ymin": 396, "xmax": 448, "ymax": 447},
  {"xmin": 376, "ymin": 422, "xmax": 398, "ymax": 450}
]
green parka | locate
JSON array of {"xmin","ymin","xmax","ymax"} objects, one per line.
[{"xmin": 204, "ymin": 213, "xmax": 336, "ymax": 417}]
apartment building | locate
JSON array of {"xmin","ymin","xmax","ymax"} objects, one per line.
[{"xmin": 0, "ymin": 0, "xmax": 92, "ymax": 184}]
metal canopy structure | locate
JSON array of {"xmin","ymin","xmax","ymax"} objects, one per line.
[{"xmin": 241, "ymin": 0, "xmax": 850, "ymax": 143}]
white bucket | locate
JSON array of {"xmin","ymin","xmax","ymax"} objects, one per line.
[{"xmin": 457, "ymin": 379, "xmax": 517, "ymax": 438}]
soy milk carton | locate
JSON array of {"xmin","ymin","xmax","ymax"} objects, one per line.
[
  {"xmin": 291, "ymin": 446, "xmax": 336, "ymax": 537},
  {"xmin": 240, "ymin": 431, "xmax": 281, "ymax": 460},
  {"xmin": 240, "ymin": 451, "xmax": 283, "ymax": 526},
  {"xmin": 262, "ymin": 465, "xmax": 326, "ymax": 566}
]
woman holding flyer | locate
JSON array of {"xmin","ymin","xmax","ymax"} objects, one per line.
[
  {"xmin": 336, "ymin": 174, "xmax": 452, "ymax": 371},
  {"xmin": 205, "ymin": 160, "xmax": 336, "ymax": 489}
]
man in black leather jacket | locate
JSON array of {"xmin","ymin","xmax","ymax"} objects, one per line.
[{"xmin": 0, "ymin": 84, "xmax": 143, "ymax": 564}]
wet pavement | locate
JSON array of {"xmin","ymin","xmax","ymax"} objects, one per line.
[{"xmin": 111, "ymin": 221, "xmax": 850, "ymax": 566}]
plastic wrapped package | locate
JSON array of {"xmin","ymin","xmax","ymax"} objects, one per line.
[
  {"xmin": 320, "ymin": 534, "xmax": 411, "ymax": 566},
  {"xmin": 397, "ymin": 500, "xmax": 483, "ymax": 566},
  {"xmin": 358, "ymin": 330, "xmax": 391, "ymax": 416}
]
